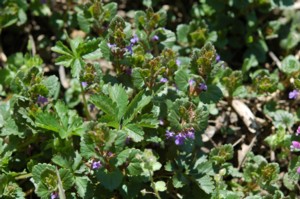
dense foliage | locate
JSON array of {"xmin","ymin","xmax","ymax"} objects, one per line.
[{"xmin": 1, "ymin": 0, "xmax": 300, "ymax": 198}]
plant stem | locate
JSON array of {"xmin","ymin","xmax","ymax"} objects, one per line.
[
  {"xmin": 80, "ymin": 82, "xmax": 91, "ymax": 120},
  {"xmin": 15, "ymin": 173, "xmax": 33, "ymax": 180},
  {"xmin": 149, "ymin": 171, "xmax": 162, "ymax": 199}
]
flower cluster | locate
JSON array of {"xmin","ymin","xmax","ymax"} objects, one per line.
[
  {"xmin": 290, "ymin": 125, "xmax": 300, "ymax": 174},
  {"xmin": 165, "ymin": 128, "xmax": 195, "ymax": 145}
]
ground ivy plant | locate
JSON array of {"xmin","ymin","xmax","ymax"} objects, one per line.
[{"xmin": 0, "ymin": 0, "xmax": 300, "ymax": 198}]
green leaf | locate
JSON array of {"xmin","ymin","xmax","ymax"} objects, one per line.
[
  {"xmin": 116, "ymin": 148, "xmax": 143, "ymax": 176},
  {"xmin": 90, "ymin": 94, "xmax": 117, "ymax": 116},
  {"xmin": 244, "ymin": 39, "xmax": 268, "ymax": 63},
  {"xmin": 58, "ymin": 169, "xmax": 75, "ymax": 191},
  {"xmin": 190, "ymin": 42, "xmax": 216, "ymax": 77},
  {"xmin": 32, "ymin": 163, "xmax": 56, "ymax": 185},
  {"xmin": 35, "ymin": 112, "xmax": 61, "ymax": 133},
  {"xmin": 177, "ymin": 24, "xmax": 190, "ymax": 43},
  {"xmin": 154, "ymin": 181, "xmax": 167, "ymax": 192},
  {"xmin": 36, "ymin": 101, "xmax": 86, "ymax": 138},
  {"xmin": 103, "ymin": 2, "xmax": 118, "ymax": 21},
  {"xmin": 41, "ymin": 75, "xmax": 60, "ymax": 98},
  {"xmin": 161, "ymin": 29, "xmax": 176, "ymax": 48},
  {"xmin": 280, "ymin": 55, "xmax": 300, "ymax": 74},
  {"xmin": 99, "ymin": 41, "xmax": 111, "ymax": 60},
  {"xmin": 51, "ymin": 41, "xmax": 73, "ymax": 56},
  {"xmin": 2, "ymin": 182, "xmax": 26, "ymax": 199},
  {"xmin": 174, "ymin": 68, "xmax": 189, "ymax": 91},
  {"xmin": 96, "ymin": 169, "xmax": 123, "ymax": 191},
  {"xmin": 210, "ymin": 144, "xmax": 234, "ymax": 164},
  {"xmin": 124, "ymin": 124, "xmax": 144, "ymax": 142},
  {"xmin": 270, "ymin": 110, "xmax": 294, "ymax": 129},
  {"xmin": 123, "ymin": 91, "xmax": 151, "ymax": 125},
  {"xmin": 172, "ymin": 173, "xmax": 187, "ymax": 188},
  {"xmin": 71, "ymin": 58, "xmax": 85, "ymax": 78},
  {"xmin": 77, "ymin": 12, "xmax": 91, "ymax": 33},
  {"xmin": 199, "ymin": 85, "xmax": 223, "ymax": 104},
  {"xmin": 75, "ymin": 176, "xmax": 92, "ymax": 198},
  {"xmin": 131, "ymin": 68, "xmax": 145, "ymax": 88},
  {"xmin": 259, "ymin": 163, "xmax": 279, "ymax": 185},
  {"xmin": 194, "ymin": 156, "xmax": 214, "ymax": 175},
  {"xmin": 242, "ymin": 55, "xmax": 258, "ymax": 73},
  {"xmin": 196, "ymin": 175, "xmax": 215, "ymax": 194},
  {"xmin": 108, "ymin": 84, "xmax": 128, "ymax": 121},
  {"xmin": 80, "ymin": 134, "xmax": 97, "ymax": 159}
]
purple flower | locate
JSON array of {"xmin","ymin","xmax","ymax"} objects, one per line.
[
  {"xmin": 125, "ymin": 68, "xmax": 132, "ymax": 75},
  {"xmin": 176, "ymin": 59, "xmax": 181, "ymax": 66},
  {"xmin": 37, "ymin": 95, "xmax": 48, "ymax": 105},
  {"xmin": 297, "ymin": 167, "xmax": 300, "ymax": 174},
  {"xmin": 175, "ymin": 133, "xmax": 186, "ymax": 145},
  {"xmin": 51, "ymin": 192, "xmax": 58, "ymax": 199},
  {"xmin": 107, "ymin": 43, "xmax": 117, "ymax": 49},
  {"xmin": 216, "ymin": 54, "xmax": 221, "ymax": 62},
  {"xmin": 165, "ymin": 130, "xmax": 175, "ymax": 139},
  {"xmin": 152, "ymin": 35, "xmax": 159, "ymax": 41},
  {"xmin": 289, "ymin": 90, "xmax": 299, "ymax": 99},
  {"xmin": 159, "ymin": 119, "xmax": 164, "ymax": 126},
  {"xmin": 186, "ymin": 128, "xmax": 195, "ymax": 139},
  {"xmin": 126, "ymin": 44, "xmax": 133, "ymax": 54},
  {"xmin": 291, "ymin": 141, "xmax": 300, "ymax": 151},
  {"xmin": 81, "ymin": 82, "xmax": 88, "ymax": 87},
  {"xmin": 160, "ymin": 77, "xmax": 168, "ymax": 83},
  {"xmin": 92, "ymin": 160, "xmax": 102, "ymax": 170},
  {"xmin": 107, "ymin": 152, "xmax": 113, "ymax": 157},
  {"xmin": 189, "ymin": 79, "xmax": 196, "ymax": 86},
  {"xmin": 199, "ymin": 83, "xmax": 207, "ymax": 91},
  {"xmin": 130, "ymin": 34, "xmax": 139, "ymax": 44},
  {"xmin": 90, "ymin": 104, "xmax": 95, "ymax": 112},
  {"xmin": 297, "ymin": 126, "xmax": 300, "ymax": 136},
  {"xmin": 126, "ymin": 137, "xmax": 131, "ymax": 144}
]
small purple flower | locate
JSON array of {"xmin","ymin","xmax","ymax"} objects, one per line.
[
  {"xmin": 291, "ymin": 141, "xmax": 300, "ymax": 151},
  {"xmin": 199, "ymin": 83, "xmax": 207, "ymax": 91},
  {"xmin": 37, "ymin": 95, "xmax": 48, "ymax": 105},
  {"xmin": 126, "ymin": 44, "xmax": 133, "ymax": 54},
  {"xmin": 186, "ymin": 128, "xmax": 195, "ymax": 140},
  {"xmin": 92, "ymin": 160, "xmax": 102, "ymax": 170},
  {"xmin": 130, "ymin": 34, "xmax": 139, "ymax": 44},
  {"xmin": 126, "ymin": 137, "xmax": 131, "ymax": 144},
  {"xmin": 176, "ymin": 59, "xmax": 181, "ymax": 66},
  {"xmin": 107, "ymin": 152, "xmax": 113, "ymax": 157},
  {"xmin": 107, "ymin": 43, "xmax": 117, "ymax": 49},
  {"xmin": 297, "ymin": 167, "xmax": 300, "ymax": 174},
  {"xmin": 81, "ymin": 82, "xmax": 88, "ymax": 87},
  {"xmin": 188, "ymin": 79, "xmax": 196, "ymax": 86},
  {"xmin": 289, "ymin": 90, "xmax": 299, "ymax": 99},
  {"xmin": 165, "ymin": 130, "xmax": 175, "ymax": 139},
  {"xmin": 296, "ymin": 126, "xmax": 300, "ymax": 136},
  {"xmin": 152, "ymin": 35, "xmax": 159, "ymax": 41},
  {"xmin": 160, "ymin": 77, "xmax": 168, "ymax": 83},
  {"xmin": 159, "ymin": 119, "xmax": 164, "ymax": 126},
  {"xmin": 90, "ymin": 104, "xmax": 95, "ymax": 112},
  {"xmin": 51, "ymin": 192, "xmax": 58, "ymax": 199},
  {"xmin": 175, "ymin": 133, "xmax": 186, "ymax": 145},
  {"xmin": 125, "ymin": 68, "xmax": 132, "ymax": 75},
  {"xmin": 216, "ymin": 54, "xmax": 221, "ymax": 62}
]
